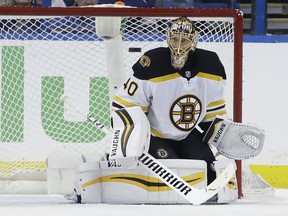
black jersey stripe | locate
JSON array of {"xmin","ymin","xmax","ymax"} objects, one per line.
[{"xmin": 207, "ymin": 104, "xmax": 226, "ymax": 112}]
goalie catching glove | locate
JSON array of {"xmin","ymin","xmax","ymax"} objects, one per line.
[{"xmin": 203, "ymin": 117, "xmax": 265, "ymax": 160}]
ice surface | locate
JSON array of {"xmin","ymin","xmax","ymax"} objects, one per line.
[{"xmin": 0, "ymin": 189, "xmax": 287, "ymax": 216}]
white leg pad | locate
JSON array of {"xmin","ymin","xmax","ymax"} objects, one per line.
[
  {"xmin": 74, "ymin": 161, "xmax": 102, "ymax": 203},
  {"xmin": 214, "ymin": 158, "xmax": 238, "ymax": 203},
  {"xmin": 46, "ymin": 153, "xmax": 83, "ymax": 195}
]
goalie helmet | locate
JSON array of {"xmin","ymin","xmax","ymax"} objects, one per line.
[{"xmin": 167, "ymin": 17, "xmax": 198, "ymax": 69}]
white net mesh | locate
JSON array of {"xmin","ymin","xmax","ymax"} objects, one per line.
[
  {"xmin": 242, "ymin": 163, "xmax": 275, "ymax": 198},
  {"xmin": 0, "ymin": 10, "xmax": 239, "ymax": 192}
]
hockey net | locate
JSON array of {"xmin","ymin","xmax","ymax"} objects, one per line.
[{"xmin": 0, "ymin": 6, "xmax": 257, "ymax": 197}]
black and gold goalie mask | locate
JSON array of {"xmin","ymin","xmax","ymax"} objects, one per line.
[{"xmin": 167, "ymin": 17, "xmax": 198, "ymax": 69}]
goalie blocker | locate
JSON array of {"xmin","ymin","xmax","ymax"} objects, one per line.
[{"xmin": 109, "ymin": 106, "xmax": 151, "ymax": 167}]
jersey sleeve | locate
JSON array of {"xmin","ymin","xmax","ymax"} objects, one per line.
[
  {"xmin": 112, "ymin": 75, "xmax": 151, "ymax": 114},
  {"xmin": 200, "ymin": 52, "xmax": 228, "ymax": 124},
  {"xmin": 204, "ymin": 98, "xmax": 228, "ymax": 122},
  {"xmin": 112, "ymin": 49, "xmax": 163, "ymax": 113}
]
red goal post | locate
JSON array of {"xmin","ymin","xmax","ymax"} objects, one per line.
[{"xmin": 0, "ymin": 7, "xmax": 243, "ymax": 197}]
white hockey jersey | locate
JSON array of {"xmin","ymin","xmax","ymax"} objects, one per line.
[{"xmin": 112, "ymin": 47, "xmax": 227, "ymax": 140}]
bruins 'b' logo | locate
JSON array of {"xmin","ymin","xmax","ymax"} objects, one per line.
[{"xmin": 170, "ymin": 95, "xmax": 202, "ymax": 131}]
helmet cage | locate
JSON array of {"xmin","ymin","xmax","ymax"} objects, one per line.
[{"xmin": 167, "ymin": 17, "xmax": 198, "ymax": 69}]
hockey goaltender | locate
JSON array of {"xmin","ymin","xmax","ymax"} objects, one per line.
[{"xmin": 62, "ymin": 17, "xmax": 265, "ymax": 205}]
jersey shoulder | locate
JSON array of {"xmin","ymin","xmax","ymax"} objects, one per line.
[
  {"xmin": 194, "ymin": 48, "xmax": 226, "ymax": 79},
  {"xmin": 132, "ymin": 47, "xmax": 175, "ymax": 80}
]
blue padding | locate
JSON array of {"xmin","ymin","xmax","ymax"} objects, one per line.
[
  {"xmin": 162, "ymin": 1, "xmax": 239, "ymax": 9},
  {"xmin": 244, "ymin": 35, "xmax": 288, "ymax": 43}
]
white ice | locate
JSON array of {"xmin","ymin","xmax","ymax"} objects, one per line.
[{"xmin": 0, "ymin": 189, "xmax": 287, "ymax": 216}]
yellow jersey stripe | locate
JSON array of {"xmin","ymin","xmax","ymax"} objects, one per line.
[
  {"xmin": 151, "ymin": 128, "xmax": 165, "ymax": 138},
  {"xmin": 149, "ymin": 73, "xmax": 181, "ymax": 83},
  {"xmin": 207, "ymin": 99, "xmax": 226, "ymax": 108},
  {"xmin": 148, "ymin": 72, "xmax": 223, "ymax": 83},
  {"xmin": 204, "ymin": 110, "xmax": 227, "ymax": 120},
  {"xmin": 113, "ymin": 95, "xmax": 149, "ymax": 112},
  {"xmin": 196, "ymin": 72, "xmax": 223, "ymax": 81}
]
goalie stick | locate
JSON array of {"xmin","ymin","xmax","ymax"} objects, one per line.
[{"xmin": 60, "ymin": 95, "xmax": 235, "ymax": 205}]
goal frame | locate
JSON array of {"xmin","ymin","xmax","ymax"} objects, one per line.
[{"xmin": 0, "ymin": 7, "xmax": 243, "ymax": 197}]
